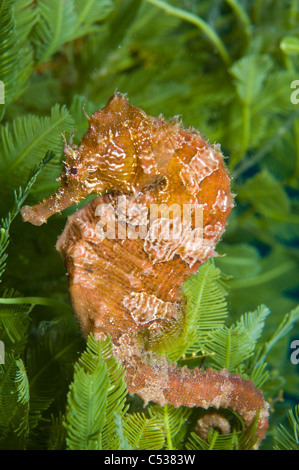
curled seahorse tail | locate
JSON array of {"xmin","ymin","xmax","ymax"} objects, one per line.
[{"xmin": 122, "ymin": 354, "xmax": 269, "ymax": 445}]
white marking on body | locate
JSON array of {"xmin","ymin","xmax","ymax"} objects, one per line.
[
  {"xmin": 122, "ymin": 291, "xmax": 177, "ymax": 324},
  {"xmin": 72, "ymin": 244, "xmax": 86, "ymax": 258},
  {"xmin": 204, "ymin": 222, "xmax": 224, "ymax": 242},
  {"xmin": 213, "ymin": 189, "xmax": 230, "ymax": 213},
  {"xmin": 143, "ymin": 206, "xmax": 214, "ymax": 267},
  {"xmin": 179, "ymin": 146, "xmax": 219, "ymax": 194}
]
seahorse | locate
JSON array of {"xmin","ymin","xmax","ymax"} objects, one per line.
[{"xmin": 21, "ymin": 93, "xmax": 269, "ymax": 445}]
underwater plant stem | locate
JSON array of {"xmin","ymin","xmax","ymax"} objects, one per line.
[
  {"xmin": 282, "ymin": 54, "xmax": 295, "ymax": 73},
  {"xmin": 288, "ymin": 119, "xmax": 299, "ymax": 187},
  {"xmin": 77, "ymin": 0, "xmax": 96, "ymax": 25},
  {"xmin": 38, "ymin": 0, "xmax": 64, "ymax": 63},
  {"xmin": 225, "ymin": 331, "xmax": 232, "ymax": 370},
  {"xmin": 208, "ymin": 429, "xmax": 219, "ymax": 450},
  {"xmin": 146, "ymin": 0, "xmax": 230, "ymax": 64},
  {"xmin": 225, "ymin": 0, "xmax": 251, "ymax": 38},
  {"xmin": 0, "ymin": 296, "xmax": 72, "ymax": 311},
  {"xmin": 241, "ymin": 102, "xmax": 251, "ymax": 158},
  {"xmin": 233, "ymin": 110, "xmax": 299, "ymax": 179},
  {"xmin": 30, "ymin": 339, "xmax": 80, "ymax": 389},
  {"xmin": 252, "ymin": 0, "xmax": 263, "ymax": 24},
  {"xmin": 289, "ymin": 0, "xmax": 299, "ymax": 28},
  {"xmin": 164, "ymin": 405, "xmax": 174, "ymax": 450},
  {"xmin": 3, "ymin": 113, "xmax": 62, "ymax": 178},
  {"xmin": 255, "ymin": 307, "xmax": 299, "ymax": 368},
  {"xmin": 229, "ymin": 261, "xmax": 294, "ymax": 289}
]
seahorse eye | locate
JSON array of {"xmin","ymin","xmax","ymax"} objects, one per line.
[{"xmin": 70, "ymin": 167, "xmax": 79, "ymax": 176}]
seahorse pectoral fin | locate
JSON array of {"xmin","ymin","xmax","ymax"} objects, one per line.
[{"xmin": 21, "ymin": 187, "xmax": 80, "ymax": 226}]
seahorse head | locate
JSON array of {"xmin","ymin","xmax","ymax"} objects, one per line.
[{"xmin": 21, "ymin": 93, "xmax": 147, "ymax": 226}]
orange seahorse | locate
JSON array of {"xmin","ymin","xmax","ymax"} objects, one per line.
[{"xmin": 21, "ymin": 93, "xmax": 269, "ymax": 445}]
